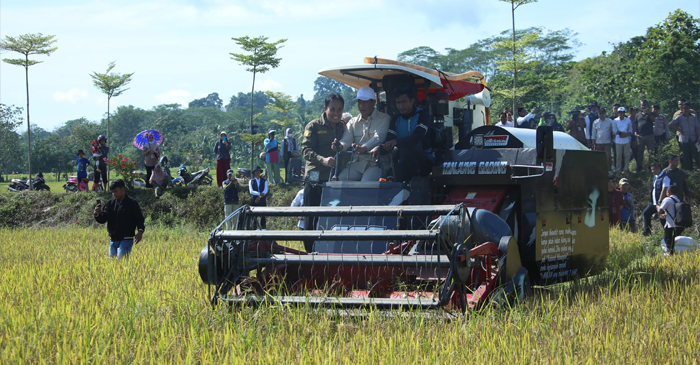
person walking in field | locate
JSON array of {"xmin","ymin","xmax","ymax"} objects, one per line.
[
  {"xmin": 214, "ymin": 131, "xmax": 231, "ymax": 187},
  {"xmin": 222, "ymin": 169, "xmax": 241, "ymax": 229},
  {"xmin": 94, "ymin": 179, "xmax": 145, "ymax": 258}
]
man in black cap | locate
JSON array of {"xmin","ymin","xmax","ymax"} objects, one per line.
[
  {"xmin": 585, "ymin": 101, "xmax": 600, "ymax": 146},
  {"xmin": 248, "ymin": 165, "xmax": 267, "ymax": 229},
  {"xmin": 670, "ymin": 102, "xmax": 700, "ymax": 170},
  {"xmin": 94, "ymin": 179, "xmax": 145, "ymax": 258}
]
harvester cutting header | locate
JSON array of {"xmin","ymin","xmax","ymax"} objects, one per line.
[{"xmin": 198, "ymin": 57, "xmax": 609, "ymax": 312}]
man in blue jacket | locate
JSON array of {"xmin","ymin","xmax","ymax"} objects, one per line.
[{"xmin": 374, "ymin": 86, "xmax": 434, "ymax": 183}]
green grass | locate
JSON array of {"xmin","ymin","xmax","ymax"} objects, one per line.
[{"xmin": 1, "ymin": 226, "xmax": 699, "ymax": 363}]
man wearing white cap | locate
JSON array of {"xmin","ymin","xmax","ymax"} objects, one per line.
[
  {"xmin": 333, "ymin": 86, "xmax": 391, "ymax": 181},
  {"xmin": 613, "ymin": 107, "xmax": 633, "ymax": 173}
]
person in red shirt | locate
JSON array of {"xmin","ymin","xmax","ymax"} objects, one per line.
[{"xmin": 607, "ymin": 175, "xmax": 624, "ymax": 226}]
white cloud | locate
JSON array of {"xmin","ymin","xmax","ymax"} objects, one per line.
[
  {"xmin": 259, "ymin": 78, "xmax": 282, "ymax": 91},
  {"xmin": 154, "ymin": 90, "xmax": 192, "ymax": 106},
  {"xmin": 53, "ymin": 89, "xmax": 89, "ymax": 104}
]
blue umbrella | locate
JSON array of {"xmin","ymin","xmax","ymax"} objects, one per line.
[{"xmin": 133, "ymin": 130, "xmax": 164, "ymax": 150}]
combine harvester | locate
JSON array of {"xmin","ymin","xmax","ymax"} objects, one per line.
[{"xmin": 198, "ymin": 57, "xmax": 609, "ymax": 313}]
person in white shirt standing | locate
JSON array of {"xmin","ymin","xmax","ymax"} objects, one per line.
[
  {"xmin": 592, "ymin": 108, "xmax": 614, "ymax": 172},
  {"xmin": 290, "ymin": 189, "xmax": 305, "ymax": 229},
  {"xmin": 613, "ymin": 107, "xmax": 633, "ymax": 173},
  {"xmin": 248, "ymin": 165, "xmax": 268, "ymax": 229},
  {"xmin": 495, "ymin": 112, "xmax": 513, "ymax": 128},
  {"xmin": 336, "ymin": 86, "xmax": 391, "ymax": 181},
  {"xmin": 516, "ymin": 107, "xmax": 536, "ymax": 128},
  {"xmin": 658, "ymin": 185, "xmax": 685, "ymax": 254}
]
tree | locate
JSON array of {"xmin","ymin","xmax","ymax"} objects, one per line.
[
  {"xmin": 90, "ymin": 61, "xmax": 134, "ymax": 164},
  {"xmin": 635, "ymin": 10, "xmax": 700, "ymax": 112},
  {"xmin": 492, "ymin": 31, "xmax": 542, "ymax": 105},
  {"xmin": 189, "ymin": 92, "xmax": 224, "ymax": 109},
  {"xmin": 498, "ymin": 0, "xmax": 538, "ymax": 113},
  {"xmin": 264, "ymin": 91, "xmax": 297, "ymax": 130},
  {"xmin": 0, "ymin": 33, "xmax": 57, "ymax": 187},
  {"xmin": 230, "ymin": 36, "xmax": 287, "ymax": 169},
  {"xmin": 0, "ymin": 104, "xmax": 23, "ymax": 175}
]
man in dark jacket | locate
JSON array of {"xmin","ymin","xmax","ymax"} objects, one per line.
[
  {"xmin": 375, "ymin": 86, "xmax": 434, "ymax": 183},
  {"xmin": 663, "ymin": 154, "xmax": 689, "ymax": 201},
  {"xmin": 94, "ymin": 179, "xmax": 145, "ymax": 258}
]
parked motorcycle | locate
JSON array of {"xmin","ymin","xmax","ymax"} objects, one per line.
[
  {"xmin": 63, "ymin": 176, "xmax": 89, "ymax": 192},
  {"xmin": 8, "ymin": 171, "xmax": 51, "ymax": 192},
  {"xmin": 172, "ymin": 164, "xmax": 213, "ymax": 187}
]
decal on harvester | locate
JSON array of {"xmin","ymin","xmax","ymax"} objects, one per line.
[
  {"xmin": 442, "ymin": 161, "xmax": 508, "ymax": 175},
  {"xmin": 539, "ymin": 228, "xmax": 578, "ymax": 280},
  {"xmin": 483, "ymin": 131, "xmax": 509, "ymax": 147}
]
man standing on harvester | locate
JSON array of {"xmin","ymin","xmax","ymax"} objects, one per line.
[
  {"xmin": 334, "ymin": 86, "xmax": 391, "ymax": 181},
  {"xmin": 374, "ymin": 86, "xmax": 434, "ymax": 183}
]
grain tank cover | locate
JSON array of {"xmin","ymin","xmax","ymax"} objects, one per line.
[{"xmin": 464, "ymin": 126, "xmax": 588, "ymax": 151}]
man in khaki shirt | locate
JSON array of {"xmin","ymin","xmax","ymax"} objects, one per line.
[{"xmin": 335, "ymin": 87, "xmax": 391, "ymax": 181}]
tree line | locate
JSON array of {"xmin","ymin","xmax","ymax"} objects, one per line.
[{"xmin": 0, "ymin": 9, "xmax": 697, "ymax": 178}]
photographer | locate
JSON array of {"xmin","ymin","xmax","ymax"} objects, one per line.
[{"xmin": 94, "ymin": 179, "xmax": 145, "ymax": 258}]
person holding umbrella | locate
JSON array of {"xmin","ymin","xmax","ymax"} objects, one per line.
[
  {"xmin": 142, "ymin": 132, "xmax": 160, "ymax": 188},
  {"xmin": 214, "ymin": 131, "xmax": 231, "ymax": 187},
  {"xmin": 248, "ymin": 165, "xmax": 267, "ymax": 229}
]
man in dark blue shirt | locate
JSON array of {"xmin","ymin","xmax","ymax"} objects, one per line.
[{"xmin": 374, "ymin": 86, "xmax": 434, "ymax": 183}]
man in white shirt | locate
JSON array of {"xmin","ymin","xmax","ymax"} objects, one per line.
[
  {"xmin": 642, "ymin": 162, "xmax": 671, "ymax": 236},
  {"xmin": 248, "ymin": 165, "xmax": 268, "ymax": 229},
  {"xmin": 495, "ymin": 112, "xmax": 513, "ymax": 127},
  {"xmin": 516, "ymin": 107, "xmax": 536, "ymax": 128},
  {"xmin": 658, "ymin": 185, "xmax": 685, "ymax": 254},
  {"xmin": 335, "ymin": 86, "xmax": 391, "ymax": 181},
  {"xmin": 585, "ymin": 101, "xmax": 600, "ymax": 146},
  {"xmin": 592, "ymin": 108, "xmax": 613, "ymax": 171},
  {"xmin": 613, "ymin": 107, "xmax": 633, "ymax": 173}
]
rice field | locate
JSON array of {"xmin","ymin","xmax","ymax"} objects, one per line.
[{"xmin": 1, "ymin": 226, "xmax": 699, "ymax": 363}]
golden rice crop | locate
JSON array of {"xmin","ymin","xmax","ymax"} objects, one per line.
[{"xmin": 1, "ymin": 226, "xmax": 699, "ymax": 363}]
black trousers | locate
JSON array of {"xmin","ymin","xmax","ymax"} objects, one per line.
[
  {"xmin": 664, "ymin": 226, "xmax": 685, "ymax": 254},
  {"xmin": 395, "ymin": 145, "xmax": 433, "ymax": 183},
  {"xmin": 642, "ymin": 203, "xmax": 665, "ymax": 235},
  {"xmin": 284, "ymin": 151, "xmax": 293, "ymax": 182},
  {"xmin": 145, "ymin": 165, "xmax": 154, "ymax": 188},
  {"xmin": 303, "ymin": 181, "xmax": 324, "ymax": 252}
]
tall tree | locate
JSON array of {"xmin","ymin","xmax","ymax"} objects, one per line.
[
  {"xmin": 492, "ymin": 31, "xmax": 542, "ymax": 106},
  {"xmin": 90, "ymin": 61, "xmax": 134, "ymax": 164},
  {"xmin": 0, "ymin": 33, "xmax": 57, "ymax": 187},
  {"xmin": 189, "ymin": 92, "xmax": 224, "ymax": 109},
  {"xmin": 230, "ymin": 36, "xmax": 287, "ymax": 169},
  {"xmin": 264, "ymin": 91, "xmax": 297, "ymax": 130},
  {"xmin": 498, "ymin": 0, "xmax": 538, "ymax": 113}
]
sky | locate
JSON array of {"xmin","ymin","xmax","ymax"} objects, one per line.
[{"xmin": 0, "ymin": 0, "xmax": 698, "ymax": 131}]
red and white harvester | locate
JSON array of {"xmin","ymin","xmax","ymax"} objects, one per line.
[{"xmin": 198, "ymin": 58, "xmax": 610, "ymax": 312}]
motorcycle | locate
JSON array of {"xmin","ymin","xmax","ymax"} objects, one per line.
[
  {"xmin": 172, "ymin": 164, "xmax": 213, "ymax": 187},
  {"xmin": 63, "ymin": 176, "xmax": 89, "ymax": 192},
  {"xmin": 8, "ymin": 171, "xmax": 51, "ymax": 192}
]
